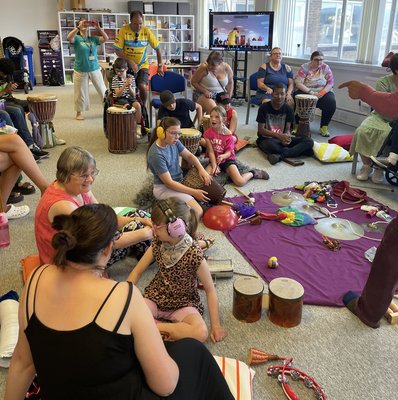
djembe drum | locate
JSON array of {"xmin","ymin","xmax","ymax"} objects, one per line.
[
  {"xmin": 181, "ymin": 167, "xmax": 226, "ymax": 204},
  {"xmin": 180, "ymin": 128, "xmax": 201, "ymax": 169},
  {"xmin": 27, "ymin": 94, "xmax": 57, "ymax": 148},
  {"xmin": 107, "ymin": 106, "xmax": 136, "ymax": 154},
  {"xmin": 233, "ymin": 277, "xmax": 264, "ymax": 323},
  {"xmin": 268, "ymin": 277, "xmax": 304, "ymax": 328},
  {"xmin": 295, "ymin": 94, "xmax": 318, "ymax": 138},
  {"xmin": 202, "ymin": 115, "xmax": 211, "ymax": 132}
]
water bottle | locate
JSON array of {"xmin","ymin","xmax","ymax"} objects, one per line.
[{"xmin": 0, "ymin": 212, "xmax": 10, "ymax": 248}]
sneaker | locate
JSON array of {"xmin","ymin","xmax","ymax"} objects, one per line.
[
  {"xmin": 54, "ymin": 135, "xmax": 66, "ymax": 146},
  {"xmin": 267, "ymin": 153, "xmax": 281, "ymax": 165},
  {"xmin": 319, "ymin": 126, "xmax": 330, "ymax": 137},
  {"xmin": 251, "ymin": 168, "xmax": 270, "ymax": 180},
  {"xmin": 371, "ymin": 168, "xmax": 384, "ymax": 184},
  {"xmin": 356, "ymin": 164, "xmax": 372, "ymax": 181},
  {"xmin": 370, "ymin": 156, "xmax": 396, "ymax": 171},
  {"xmin": 30, "ymin": 145, "xmax": 49, "ymax": 159},
  {"xmin": 33, "ymin": 153, "xmax": 42, "ymax": 162}
]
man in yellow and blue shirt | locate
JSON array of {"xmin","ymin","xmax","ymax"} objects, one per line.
[{"xmin": 114, "ymin": 10, "xmax": 164, "ymax": 103}]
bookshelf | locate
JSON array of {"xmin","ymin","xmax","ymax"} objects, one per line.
[{"xmin": 58, "ymin": 11, "xmax": 195, "ymax": 84}]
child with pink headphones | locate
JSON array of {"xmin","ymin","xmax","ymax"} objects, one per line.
[{"xmin": 127, "ymin": 197, "xmax": 226, "ymax": 344}]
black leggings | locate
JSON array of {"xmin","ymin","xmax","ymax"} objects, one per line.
[{"xmin": 294, "ymin": 90, "xmax": 336, "ymax": 127}]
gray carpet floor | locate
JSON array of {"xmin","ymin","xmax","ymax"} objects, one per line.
[{"xmin": 1, "ymin": 84, "xmax": 397, "ymax": 399}]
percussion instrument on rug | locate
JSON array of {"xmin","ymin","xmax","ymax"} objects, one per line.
[
  {"xmin": 233, "ymin": 277, "xmax": 264, "ymax": 323},
  {"xmin": 107, "ymin": 106, "xmax": 137, "ymax": 154},
  {"xmin": 271, "ymin": 191, "xmax": 305, "ymax": 207},
  {"xmin": 314, "ymin": 217, "xmax": 364, "ymax": 240},
  {"xmin": 180, "ymin": 128, "xmax": 202, "ymax": 169},
  {"xmin": 181, "ymin": 167, "xmax": 226, "ymax": 204},
  {"xmin": 202, "ymin": 114, "xmax": 211, "ymax": 132},
  {"xmin": 27, "ymin": 94, "xmax": 58, "ymax": 148},
  {"xmin": 268, "ymin": 277, "xmax": 304, "ymax": 328},
  {"xmin": 295, "ymin": 94, "xmax": 318, "ymax": 137}
]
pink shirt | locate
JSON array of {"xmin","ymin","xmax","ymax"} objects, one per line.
[
  {"xmin": 359, "ymin": 84, "xmax": 398, "ymax": 117},
  {"xmin": 204, "ymin": 126, "xmax": 235, "ymax": 162},
  {"xmin": 35, "ymin": 181, "xmax": 92, "ymax": 264}
]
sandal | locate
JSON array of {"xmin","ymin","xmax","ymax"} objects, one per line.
[
  {"xmin": 7, "ymin": 191, "xmax": 24, "ymax": 204},
  {"xmin": 13, "ymin": 181, "xmax": 36, "ymax": 195},
  {"xmin": 202, "ymin": 238, "xmax": 216, "ymax": 251},
  {"xmin": 6, "ymin": 204, "xmax": 30, "ymax": 220}
]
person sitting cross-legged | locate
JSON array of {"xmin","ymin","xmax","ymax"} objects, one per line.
[{"xmin": 256, "ymin": 83, "xmax": 313, "ymax": 165}]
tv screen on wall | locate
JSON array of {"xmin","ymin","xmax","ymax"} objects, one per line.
[
  {"xmin": 209, "ymin": 11, "xmax": 274, "ymax": 52},
  {"xmin": 209, "ymin": 11, "xmax": 274, "ymax": 51}
]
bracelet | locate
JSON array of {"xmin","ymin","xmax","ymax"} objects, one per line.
[{"xmin": 319, "ymin": 89, "xmax": 326, "ymax": 96}]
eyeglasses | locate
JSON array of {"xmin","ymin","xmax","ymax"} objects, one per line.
[
  {"xmin": 313, "ymin": 58, "xmax": 324, "ymax": 62},
  {"xmin": 73, "ymin": 168, "xmax": 99, "ymax": 180},
  {"xmin": 113, "ymin": 230, "xmax": 123, "ymax": 242},
  {"xmin": 166, "ymin": 130, "xmax": 181, "ymax": 137}
]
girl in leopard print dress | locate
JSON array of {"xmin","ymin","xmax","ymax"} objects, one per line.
[{"xmin": 128, "ymin": 197, "xmax": 226, "ymax": 343}]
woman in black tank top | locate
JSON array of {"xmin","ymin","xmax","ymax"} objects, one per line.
[{"xmin": 5, "ymin": 204, "xmax": 233, "ymax": 400}]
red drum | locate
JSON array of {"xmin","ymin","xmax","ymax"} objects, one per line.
[
  {"xmin": 27, "ymin": 94, "xmax": 57, "ymax": 123},
  {"xmin": 268, "ymin": 277, "xmax": 304, "ymax": 328},
  {"xmin": 182, "ymin": 167, "xmax": 226, "ymax": 204},
  {"xmin": 107, "ymin": 106, "xmax": 137, "ymax": 154},
  {"xmin": 295, "ymin": 94, "xmax": 317, "ymax": 138},
  {"xmin": 233, "ymin": 277, "xmax": 264, "ymax": 323}
]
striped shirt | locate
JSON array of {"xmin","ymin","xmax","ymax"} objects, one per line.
[{"xmin": 111, "ymin": 74, "xmax": 136, "ymax": 100}]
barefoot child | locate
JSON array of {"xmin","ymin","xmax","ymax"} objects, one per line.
[
  {"xmin": 128, "ymin": 198, "xmax": 226, "ymax": 343},
  {"xmin": 204, "ymin": 106, "xmax": 269, "ymax": 185}
]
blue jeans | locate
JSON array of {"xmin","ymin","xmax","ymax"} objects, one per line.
[
  {"xmin": 4, "ymin": 104, "xmax": 34, "ymax": 146},
  {"xmin": 0, "ymin": 110, "xmax": 14, "ymax": 126}
]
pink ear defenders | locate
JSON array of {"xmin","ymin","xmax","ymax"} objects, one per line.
[{"xmin": 158, "ymin": 200, "xmax": 186, "ymax": 238}]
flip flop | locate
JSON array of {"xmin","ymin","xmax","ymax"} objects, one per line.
[
  {"xmin": 6, "ymin": 204, "xmax": 30, "ymax": 220},
  {"xmin": 7, "ymin": 191, "xmax": 24, "ymax": 204},
  {"xmin": 13, "ymin": 181, "xmax": 36, "ymax": 195}
]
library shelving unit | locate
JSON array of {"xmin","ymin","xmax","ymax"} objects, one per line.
[{"xmin": 58, "ymin": 11, "xmax": 194, "ymax": 84}]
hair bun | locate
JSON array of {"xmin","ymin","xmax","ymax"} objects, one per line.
[{"xmin": 52, "ymin": 230, "xmax": 76, "ymax": 251}]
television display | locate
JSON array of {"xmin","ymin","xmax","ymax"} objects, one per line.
[{"xmin": 209, "ymin": 11, "xmax": 274, "ymax": 52}]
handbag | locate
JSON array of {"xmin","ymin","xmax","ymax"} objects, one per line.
[
  {"xmin": 382, "ymin": 51, "xmax": 396, "ymax": 68},
  {"xmin": 332, "ymin": 181, "xmax": 368, "ymax": 204}
]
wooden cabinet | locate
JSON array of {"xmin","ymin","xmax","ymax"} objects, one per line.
[{"xmin": 58, "ymin": 11, "xmax": 195, "ymax": 84}]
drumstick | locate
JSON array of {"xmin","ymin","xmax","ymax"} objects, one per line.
[
  {"xmin": 330, "ymin": 205, "xmax": 362, "ymax": 215},
  {"xmin": 234, "ymin": 187, "xmax": 252, "ymax": 201}
]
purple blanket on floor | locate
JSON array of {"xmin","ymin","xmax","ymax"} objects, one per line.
[{"xmin": 225, "ymin": 189, "xmax": 396, "ymax": 306}]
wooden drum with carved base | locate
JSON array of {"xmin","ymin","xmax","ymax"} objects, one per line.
[
  {"xmin": 180, "ymin": 128, "xmax": 202, "ymax": 169},
  {"xmin": 295, "ymin": 94, "xmax": 318, "ymax": 138},
  {"xmin": 107, "ymin": 106, "xmax": 137, "ymax": 154},
  {"xmin": 233, "ymin": 277, "xmax": 264, "ymax": 323},
  {"xmin": 268, "ymin": 277, "xmax": 304, "ymax": 328},
  {"xmin": 202, "ymin": 114, "xmax": 211, "ymax": 132}
]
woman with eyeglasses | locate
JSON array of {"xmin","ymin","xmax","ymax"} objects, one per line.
[
  {"xmin": 147, "ymin": 117, "xmax": 212, "ymax": 220},
  {"xmin": 255, "ymin": 47, "xmax": 294, "ymax": 106},
  {"xmin": 294, "ymin": 50, "xmax": 336, "ymax": 137},
  {"xmin": 67, "ymin": 19, "xmax": 108, "ymax": 120},
  {"xmin": 6, "ymin": 204, "xmax": 233, "ymax": 399},
  {"xmin": 35, "ymin": 146, "xmax": 153, "ymax": 265}
]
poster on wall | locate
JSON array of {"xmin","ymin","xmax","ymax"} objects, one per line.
[{"xmin": 37, "ymin": 30, "xmax": 64, "ymax": 85}]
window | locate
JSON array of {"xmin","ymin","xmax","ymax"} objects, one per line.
[{"xmin": 207, "ymin": 0, "xmax": 255, "ymax": 12}]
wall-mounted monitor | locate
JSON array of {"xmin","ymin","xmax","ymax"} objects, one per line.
[{"xmin": 209, "ymin": 11, "xmax": 274, "ymax": 52}]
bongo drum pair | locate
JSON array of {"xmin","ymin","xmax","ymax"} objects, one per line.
[
  {"xmin": 27, "ymin": 94, "xmax": 57, "ymax": 148},
  {"xmin": 181, "ymin": 167, "xmax": 226, "ymax": 204},
  {"xmin": 295, "ymin": 94, "xmax": 317, "ymax": 138},
  {"xmin": 106, "ymin": 106, "xmax": 137, "ymax": 154}
]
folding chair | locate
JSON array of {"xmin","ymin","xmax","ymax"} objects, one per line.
[
  {"xmin": 245, "ymin": 72, "xmax": 261, "ymax": 124},
  {"xmin": 149, "ymin": 71, "xmax": 187, "ymax": 127}
]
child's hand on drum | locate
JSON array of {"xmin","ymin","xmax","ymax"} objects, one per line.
[{"xmin": 194, "ymin": 188, "xmax": 210, "ymax": 203}]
